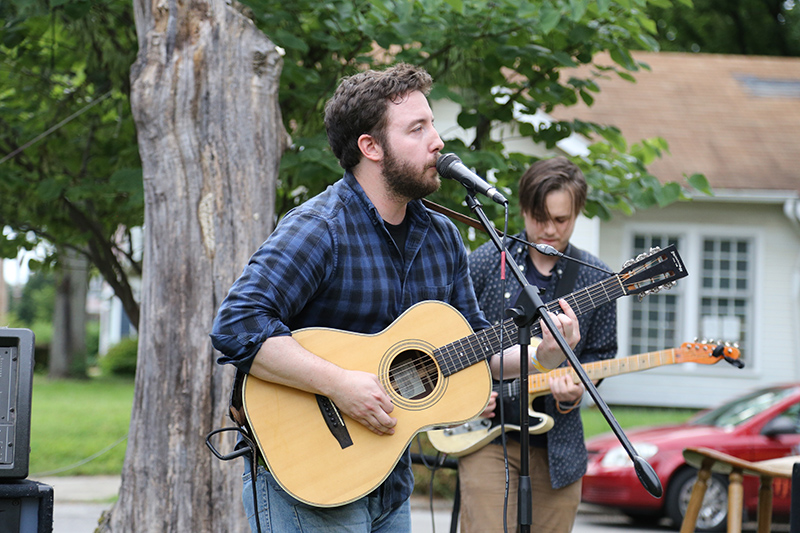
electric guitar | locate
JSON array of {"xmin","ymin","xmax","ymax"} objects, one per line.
[
  {"xmin": 426, "ymin": 341, "xmax": 742, "ymax": 457},
  {"xmin": 424, "ymin": 377, "xmax": 556, "ymax": 458},
  {"xmin": 241, "ymin": 245, "xmax": 687, "ymax": 507}
]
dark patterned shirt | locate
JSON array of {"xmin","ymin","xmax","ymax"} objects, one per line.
[
  {"xmin": 469, "ymin": 234, "xmax": 617, "ymax": 489},
  {"xmin": 211, "ymin": 170, "xmax": 490, "ymax": 511}
]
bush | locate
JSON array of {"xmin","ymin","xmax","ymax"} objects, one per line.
[
  {"xmin": 85, "ymin": 320, "xmax": 100, "ymax": 367},
  {"xmin": 100, "ymin": 336, "xmax": 139, "ymax": 377}
]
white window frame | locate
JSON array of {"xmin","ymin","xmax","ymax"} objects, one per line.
[{"xmin": 618, "ymin": 222, "xmax": 763, "ymax": 375}]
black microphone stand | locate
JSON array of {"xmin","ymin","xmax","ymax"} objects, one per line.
[{"xmin": 462, "ymin": 192, "xmax": 663, "ymax": 533}]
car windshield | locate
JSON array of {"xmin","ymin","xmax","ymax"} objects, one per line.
[{"xmin": 690, "ymin": 386, "xmax": 799, "ymax": 428}]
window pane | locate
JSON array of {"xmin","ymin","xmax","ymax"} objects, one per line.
[
  {"xmin": 699, "ymin": 238, "xmax": 752, "ymax": 360},
  {"xmin": 628, "ymin": 234, "xmax": 682, "ymax": 353}
]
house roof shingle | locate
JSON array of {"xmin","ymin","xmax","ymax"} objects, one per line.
[{"xmin": 550, "ymin": 51, "xmax": 800, "ymax": 193}]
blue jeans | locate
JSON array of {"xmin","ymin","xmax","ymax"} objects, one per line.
[{"xmin": 242, "ymin": 462, "xmax": 411, "ymax": 532}]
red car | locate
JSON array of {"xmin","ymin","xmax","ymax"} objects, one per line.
[{"xmin": 581, "ymin": 383, "xmax": 800, "ymax": 531}]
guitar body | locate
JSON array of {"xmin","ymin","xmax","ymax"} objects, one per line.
[
  {"xmin": 242, "ymin": 300, "xmax": 492, "ymax": 507},
  {"xmin": 426, "ymin": 415, "xmax": 554, "ymax": 457}
]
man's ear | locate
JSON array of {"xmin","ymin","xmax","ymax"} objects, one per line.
[{"xmin": 358, "ymin": 133, "xmax": 383, "ymax": 163}]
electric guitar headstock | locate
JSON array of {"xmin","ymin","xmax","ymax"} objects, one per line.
[
  {"xmin": 619, "ymin": 244, "xmax": 688, "ymax": 300},
  {"xmin": 673, "ymin": 340, "xmax": 744, "ymax": 368}
]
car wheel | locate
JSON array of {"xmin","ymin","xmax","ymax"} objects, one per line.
[{"xmin": 665, "ymin": 467, "xmax": 729, "ymax": 532}]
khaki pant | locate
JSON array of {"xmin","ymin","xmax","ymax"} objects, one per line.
[{"xmin": 458, "ymin": 442, "xmax": 581, "ymax": 533}]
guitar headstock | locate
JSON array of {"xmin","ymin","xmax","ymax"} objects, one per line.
[
  {"xmin": 619, "ymin": 244, "xmax": 688, "ymax": 299},
  {"xmin": 673, "ymin": 341, "xmax": 741, "ymax": 365}
]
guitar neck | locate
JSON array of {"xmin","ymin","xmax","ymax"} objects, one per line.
[
  {"xmin": 527, "ymin": 347, "xmax": 681, "ymax": 395},
  {"xmin": 434, "ymin": 273, "xmax": 626, "ymax": 377}
]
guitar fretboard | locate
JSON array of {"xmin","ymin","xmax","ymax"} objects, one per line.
[
  {"xmin": 434, "ymin": 273, "xmax": 626, "ymax": 377},
  {"xmin": 527, "ymin": 348, "xmax": 680, "ymax": 394}
]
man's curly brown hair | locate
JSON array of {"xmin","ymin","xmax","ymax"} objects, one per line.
[{"xmin": 324, "ymin": 63, "xmax": 433, "ymax": 171}]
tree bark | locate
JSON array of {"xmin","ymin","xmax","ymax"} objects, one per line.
[
  {"xmin": 99, "ymin": 0, "xmax": 285, "ymax": 530},
  {"xmin": 49, "ymin": 248, "xmax": 88, "ymax": 379}
]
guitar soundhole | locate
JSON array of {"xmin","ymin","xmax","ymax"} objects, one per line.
[{"xmin": 388, "ymin": 350, "xmax": 438, "ymax": 400}]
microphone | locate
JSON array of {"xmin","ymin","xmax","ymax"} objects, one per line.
[{"xmin": 436, "ymin": 153, "xmax": 508, "ymax": 206}]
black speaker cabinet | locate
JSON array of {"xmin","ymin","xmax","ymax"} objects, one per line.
[
  {"xmin": 0, "ymin": 479, "xmax": 53, "ymax": 533},
  {"xmin": 0, "ymin": 328, "xmax": 35, "ymax": 480}
]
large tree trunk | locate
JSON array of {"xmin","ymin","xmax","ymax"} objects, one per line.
[
  {"xmin": 99, "ymin": 0, "xmax": 285, "ymax": 530},
  {"xmin": 49, "ymin": 248, "xmax": 88, "ymax": 379}
]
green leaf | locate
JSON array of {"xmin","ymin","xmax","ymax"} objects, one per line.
[
  {"xmin": 617, "ymin": 71, "xmax": 637, "ymax": 83},
  {"xmin": 638, "ymin": 16, "xmax": 657, "ymax": 35},
  {"xmin": 567, "ymin": 0, "xmax": 588, "ymax": 22},
  {"xmin": 457, "ymin": 111, "xmax": 480, "ymax": 130},
  {"xmin": 37, "ymin": 179, "xmax": 64, "ymax": 202},
  {"xmin": 109, "ymin": 168, "xmax": 144, "ymax": 192},
  {"xmin": 441, "ymin": 0, "xmax": 465, "ymax": 14},
  {"xmin": 583, "ymin": 199, "xmax": 613, "ymax": 220},
  {"xmin": 272, "ymin": 28, "xmax": 310, "ymax": 52},
  {"xmin": 687, "ymin": 173, "xmax": 713, "ymax": 196},
  {"xmin": 367, "ymin": 0, "xmax": 395, "ymax": 16},
  {"xmin": 62, "ymin": 0, "xmax": 92, "ymax": 20},
  {"xmin": 654, "ymin": 182, "xmax": 682, "ymax": 207},
  {"xmin": 609, "ymin": 47, "xmax": 637, "ymax": 71},
  {"xmin": 552, "ymin": 50, "xmax": 576, "ymax": 67},
  {"xmin": 538, "ymin": 4, "xmax": 561, "ymax": 35}
]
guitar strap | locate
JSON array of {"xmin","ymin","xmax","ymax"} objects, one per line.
[{"xmin": 554, "ymin": 244, "xmax": 581, "ymax": 299}]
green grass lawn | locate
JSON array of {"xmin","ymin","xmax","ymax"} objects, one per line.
[
  {"xmin": 28, "ymin": 375, "xmax": 135, "ymax": 477},
  {"xmin": 583, "ymin": 404, "xmax": 697, "ymax": 439}
]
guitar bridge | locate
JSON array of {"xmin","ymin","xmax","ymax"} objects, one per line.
[{"xmin": 315, "ymin": 395, "xmax": 353, "ymax": 449}]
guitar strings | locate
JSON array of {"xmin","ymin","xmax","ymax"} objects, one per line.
[
  {"xmin": 381, "ymin": 254, "xmax": 675, "ymax": 390},
  {"xmin": 433, "ymin": 277, "xmax": 627, "ymax": 376},
  {"xmin": 381, "ymin": 274, "xmax": 628, "ymax": 388},
  {"xmin": 387, "ymin": 277, "xmax": 624, "ymax": 386}
]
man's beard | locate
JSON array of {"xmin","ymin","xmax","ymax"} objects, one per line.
[{"xmin": 381, "ymin": 146, "xmax": 440, "ymax": 202}]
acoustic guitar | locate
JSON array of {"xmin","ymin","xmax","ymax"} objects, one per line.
[
  {"xmin": 241, "ymin": 244, "xmax": 687, "ymax": 507},
  {"xmin": 426, "ymin": 341, "xmax": 741, "ymax": 456}
]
